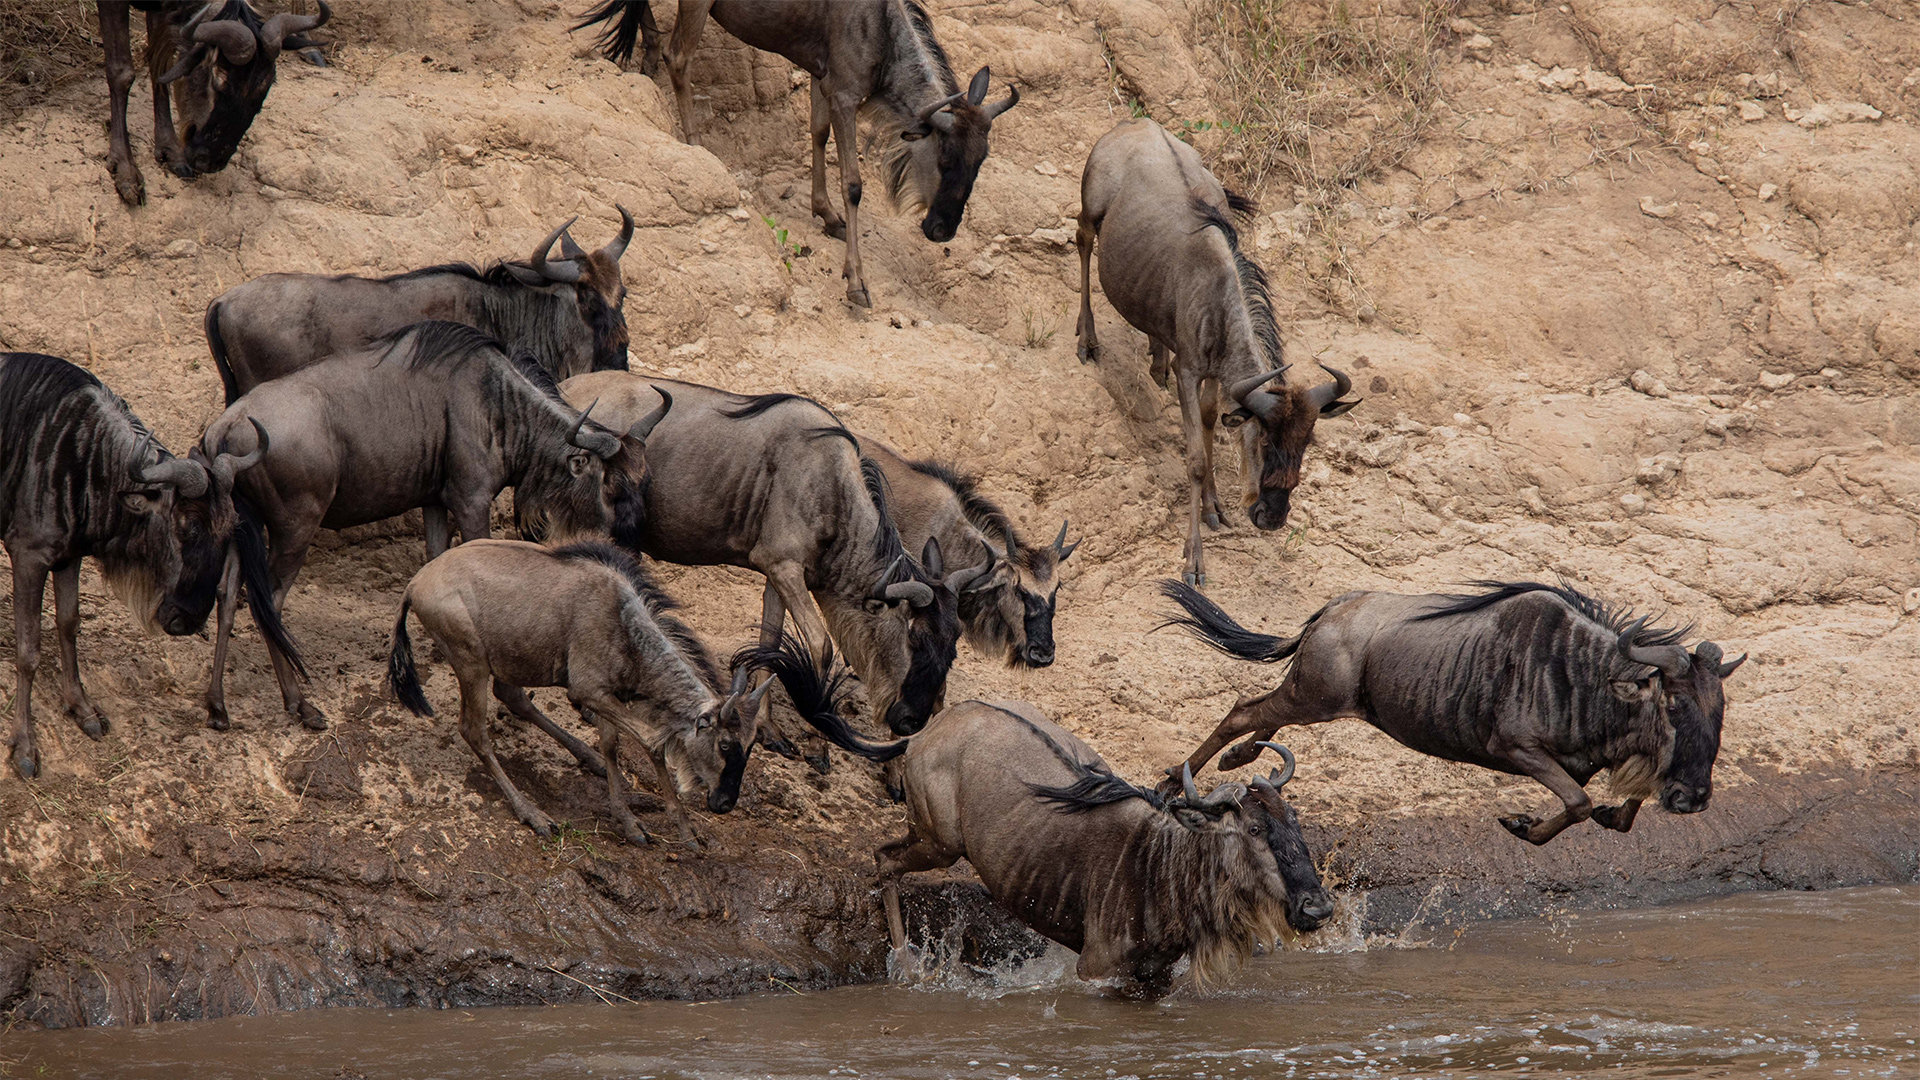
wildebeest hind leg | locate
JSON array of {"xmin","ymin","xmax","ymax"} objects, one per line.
[
  {"xmin": 664, "ymin": 0, "xmax": 711, "ymax": 144},
  {"xmin": 51, "ymin": 561, "xmax": 107, "ymax": 738},
  {"xmin": 496, "ymin": 680, "xmax": 606, "ymax": 776},
  {"xmin": 1175, "ymin": 372, "xmax": 1212, "ymax": 586},
  {"xmin": 144, "ymin": 9, "xmax": 189, "ymax": 178},
  {"xmin": 1496, "ymin": 746, "xmax": 1593, "ymax": 845},
  {"xmin": 1075, "ymin": 218, "xmax": 1100, "ymax": 363},
  {"xmin": 203, "ymin": 549, "xmax": 241, "ymax": 731},
  {"xmin": 9, "ymin": 554, "xmax": 50, "ymax": 779},
  {"xmin": 877, "ymin": 831, "xmax": 958, "ymax": 963},
  {"xmin": 457, "ymin": 670, "xmax": 554, "ymax": 838},
  {"xmin": 97, "ymin": 2, "xmax": 144, "ymax": 205},
  {"xmin": 809, "ymin": 80, "xmax": 846, "ymax": 240},
  {"xmin": 1592, "ymin": 798, "xmax": 1644, "ymax": 833}
]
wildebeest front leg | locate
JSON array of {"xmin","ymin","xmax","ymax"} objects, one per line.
[
  {"xmin": 1497, "ymin": 745, "xmax": 1594, "ymax": 845},
  {"xmin": 829, "ymin": 91, "xmax": 872, "ymax": 308},
  {"xmin": 1592, "ymin": 798, "xmax": 1645, "ymax": 833},
  {"xmin": 584, "ymin": 707, "xmax": 652, "ymax": 846},
  {"xmin": 496, "ymin": 680, "xmax": 606, "ymax": 777},
  {"xmin": 96, "ymin": 2, "xmax": 145, "ymax": 205},
  {"xmin": 1197, "ymin": 378, "xmax": 1226, "ymax": 528},
  {"xmin": 664, "ymin": 0, "xmax": 712, "ymax": 143},
  {"xmin": 646, "ymin": 744, "xmax": 700, "ymax": 846},
  {"xmin": 264, "ymin": 528, "xmax": 326, "ymax": 730},
  {"xmin": 203, "ymin": 548, "xmax": 241, "ymax": 730},
  {"xmin": 144, "ymin": 8, "xmax": 190, "ymax": 178},
  {"xmin": 1174, "ymin": 371, "xmax": 1212, "ymax": 586},
  {"xmin": 457, "ymin": 671, "xmax": 554, "ymax": 838},
  {"xmin": 51, "ymin": 561, "xmax": 108, "ymax": 738},
  {"xmin": 423, "ymin": 506, "xmax": 451, "ymax": 561},
  {"xmin": 1075, "ymin": 216, "xmax": 1100, "ymax": 363},
  {"xmin": 8, "ymin": 553, "xmax": 51, "ymax": 779},
  {"xmin": 809, "ymin": 80, "xmax": 847, "ymax": 240},
  {"xmin": 876, "ymin": 830, "xmax": 959, "ymax": 978}
]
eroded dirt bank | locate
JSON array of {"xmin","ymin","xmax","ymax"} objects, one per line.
[{"xmin": 2, "ymin": 0, "xmax": 1918, "ymax": 1028}]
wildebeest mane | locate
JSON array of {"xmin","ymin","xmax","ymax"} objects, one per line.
[
  {"xmin": 375, "ymin": 320, "xmax": 504, "ymax": 372},
  {"xmin": 365, "ymin": 262, "xmax": 528, "ymax": 289},
  {"xmin": 553, "ymin": 541, "xmax": 721, "ymax": 688},
  {"xmin": 1020, "ymin": 706, "xmax": 1167, "ymax": 815},
  {"xmin": 1190, "ymin": 197, "xmax": 1284, "ymax": 367},
  {"xmin": 1415, "ymin": 579, "xmax": 1690, "ymax": 648},
  {"xmin": 903, "ymin": 458, "xmax": 1043, "ymax": 570}
]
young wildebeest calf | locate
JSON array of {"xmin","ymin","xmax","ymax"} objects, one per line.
[
  {"xmin": 206, "ymin": 211, "xmax": 635, "ymax": 399},
  {"xmin": 855, "ymin": 436, "xmax": 1076, "ymax": 669},
  {"xmin": 200, "ymin": 322, "xmax": 658, "ymax": 732},
  {"xmin": 1158, "ymin": 580, "xmax": 1747, "ymax": 845},
  {"xmin": 1, "ymin": 353, "xmax": 285, "ymax": 778},
  {"xmin": 390, "ymin": 540, "xmax": 766, "ymax": 845},
  {"xmin": 750, "ymin": 637, "xmax": 1334, "ymax": 994},
  {"xmin": 1077, "ymin": 119, "xmax": 1359, "ymax": 586}
]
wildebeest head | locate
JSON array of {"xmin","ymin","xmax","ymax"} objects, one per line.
[
  {"xmin": 691, "ymin": 665, "xmax": 778, "ymax": 814},
  {"xmin": 895, "ymin": 67, "xmax": 1018, "ymax": 243},
  {"xmin": 1239, "ymin": 744, "xmax": 1335, "ymax": 932},
  {"xmin": 505, "ymin": 210, "xmax": 634, "ymax": 371},
  {"xmin": 1221, "ymin": 363, "xmax": 1360, "ymax": 531},
  {"xmin": 515, "ymin": 396, "xmax": 649, "ymax": 545},
  {"xmin": 1613, "ymin": 624, "xmax": 1746, "ymax": 815},
  {"xmin": 594, "ymin": 387, "xmax": 669, "ymax": 551},
  {"xmin": 157, "ymin": 1, "xmax": 331, "ymax": 177},
  {"xmin": 963, "ymin": 520, "xmax": 1077, "ymax": 668},
  {"xmin": 860, "ymin": 537, "xmax": 994, "ymax": 736}
]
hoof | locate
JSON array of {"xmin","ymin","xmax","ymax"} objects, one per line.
[
  {"xmin": 111, "ymin": 166, "xmax": 145, "ymax": 207},
  {"xmin": 1204, "ymin": 512, "xmax": 1222, "ymax": 531},
  {"xmin": 1219, "ymin": 741, "xmax": 1261, "ymax": 771},
  {"xmin": 763, "ymin": 735, "xmax": 801, "ymax": 762},
  {"xmin": 527, "ymin": 816, "xmax": 557, "ymax": 840},
  {"xmin": 296, "ymin": 705, "xmax": 328, "ymax": 731},
  {"xmin": 822, "ymin": 219, "xmax": 848, "ymax": 241},
  {"xmin": 1499, "ymin": 814, "xmax": 1537, "ymax": 841},
  {"xmin": 806, "ymin": 751, "xmax": 833, "ymax": 777},
  {"xmin": 205, "ymin": 708, "xmax": 230, "ymax": 732},
  {"xmin": 619, "ymin": 825, "xmax": 654, "ymax": 847},
  {"xmin": 887, "ymin": 943, "xmax": 928, "ymax": 983},
  {"xmin": 1078, "ymin": 343, "xmax": 1101, "ymax": 364},
  {"xmin": 885, "ymin": 782, "xmax": 906, "ymax": 804},
  {"xmin": 77, "ymin": 713, "xmax": 110, "ymax": 739},
  {"xmin": 1183, "ymin": 571, "xmax": 1207, "ymax": 589},
  {"xmin": 296, "ymin": 46, "xmax": 328, "ymax": 67},
  {"xmin": 10, "ymin": 748, "xmax": 37, "ymax": 781},
  {"xmin": 847, "ymin": 286, "xmax": 872, "ymax": 309}
]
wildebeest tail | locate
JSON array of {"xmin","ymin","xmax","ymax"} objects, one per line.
[
  {"xmin": 1155, "ymin": 579, "xmax": 1300, "ymax": 664},
  {"xmin": 205, "ymin": 302, "xmax": 241, "ymax": 406},
  {"xmin": 572, "ymin": 0, "xmax": 655, "ymax": 66},
  {"xmin": 234, "ymin": 494, "xmax": 306, "ymax": 677},
  {"xmin": 738, "ymin": 632, "xmax": 907, "ymax": 762},
  {"xmin": 387, "ymin": 594, "xmax": 433, "ymax": 717}
]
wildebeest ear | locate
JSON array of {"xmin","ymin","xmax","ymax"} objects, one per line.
[
  {"xmin": 1220, "ymin": 408, "xmax": 1254, "ymax": 429},
  {"xmin": 120, "ymin": 490, "xmax": 165, "ymax": 515},
  {"xmin": 966, "ymin": 66, "xmax": 992, "ymax": 106},
  {"xmin": 920, "ymin": 536, "xmax": 944, "ymax": 578},
  {"xmin": 1609, "ymin": 679, "xmax": 1653, "ymax": 703},
  {"xmin": 1320, "ymin": 398, "xmax": 1362, "ymax": 418},
  {"xmin": 900, "ymin": 124, "xmax": 931, "ymax": 142}
]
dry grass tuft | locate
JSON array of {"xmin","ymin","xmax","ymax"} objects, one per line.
[{"xmin": 0, "ymin": 0, "xmax": 97, "ymax": 111}]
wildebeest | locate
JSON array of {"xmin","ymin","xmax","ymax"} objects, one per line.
[
  {"xmin": 97, "ymin": 0, "xmax": 330, "ymax": 206},
  {"xmin": 205, "ymin": 211, "xmax": 635, "ymax": 403},
  {"xmin": 389, "ymin": 539, "xmax": 768, "ymax": 845},
  {"xmin": 0, "ymin": 353, "xmax": 286, "ymax": 778},
  {"xmin": 1076, "ymin": 119, "xmax": 1359, "ymax": 585},
  {"xmin": 199, "ymin": 321, "xmax": 661, "ymax": 731},
  {"xmin": 855, "ymin": 437, "xmax": 1075, "ymax": 668},
  {"xmin": 578, "ymin": 0, "xmax": 1018, "ymax": 308},
  {"xmin": 1156, "ymin": 579, "xmax": 1747, "ymax": 845},
  {"xmin": 559, "ymin": 370, "xmax": 992, "ymax": 748},
  {"xmin": 748, "ymin": 635, "xmax": 1334, "ymax": 993}
]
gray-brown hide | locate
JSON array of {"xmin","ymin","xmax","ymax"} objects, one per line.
[
  {"xmin": 746, "ymin": 640, "xmax": 1333, "ymax": 993},
  {"xmin": 1076, "ymin": 119, "xmax": 1359, "ymax": 585},
  {"xmin": 1157, "ymin": 580, "xmax": 1747, "ymax": 846},
  {"xmin": 579, "ymin": 0, "xmax": 1017, "ymax": 308},
  {"xmin": 855, "ymin": 436, "xmax": 1075, "ymax": 668},
  {"xmin": 205, "ymin": 211, "xmax": 635, "ymax": 403},
  {"xmin": 97, "ymin": 1, "xmax": 330, "ymax": 206},
  {"xmin": 0, "ymin": 353, "xmax": 283, "ymax": 780},
  {"xmin": 388, "ymin": 540, "xmax": 766, "ymax": 846},
  {"xmin": 559, "ymin": 371, "xmax": 990, "ymax": 747},
  {"xmin": 199, "ymin": 322, "xmax": 649, "ymax": 733}
]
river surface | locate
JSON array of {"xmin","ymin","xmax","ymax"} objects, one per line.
[{"xmin": 5, "ymin": 885, "xmax": 1914, "ymax": 1080}]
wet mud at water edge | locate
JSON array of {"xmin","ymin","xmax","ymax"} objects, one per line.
[{"xmin": 5, "ymin": 885, "xmax": 1913, "ymax": 1080}]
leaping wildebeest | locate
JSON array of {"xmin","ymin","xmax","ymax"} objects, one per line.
[
  {"xmin": 1156, "ymin": 579, "xmax": 1747, "ymax": 845},
  {"xmin": 855, "ymin": 436, "xmax": 1076, "ymax": 669},
  {"xmin": 205, "ymin": 212, "xmax": 636, "ymax": 401},
  {"xmin": 748, "ymin": 636, "xmax": 1334, "ymax": 993},
  {"xmin": 1076, "ymin": 119, "xmax": 1359, "ymax": 585},
  {"xmin": 559, "ymin": 371, "xmax": 993, "ymax": 752},
  {"xmin": 390, "ymin": 539, "xmax": 770, "ymax": 845},
  {"xmin": 97, "ymin": 0, "xmax": 331, "ymax": 206},
  {"xmin": 577, "ymin": 0, "xmax": 1018, "ymax": 308},
  {"xmin": 1, "ymin": 353, "xmax": 287, "ymax": 778},
  {"xmin": 199, "ymin": 321, "xmax": 663, "ymax": 732}
]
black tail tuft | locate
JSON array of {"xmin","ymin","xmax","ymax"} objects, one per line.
[
  {"xmin": 735, "ymin": 632, "xmax": 907, "ymax": 762},
  {"xmin": 1225, "ymin": 189, "xmax": 1260, "ymax": 219},
  {"xmin": 205, "ymin": 302, "xmax": 240, "ymax": 406},
  {"xmin": 234, "ymin": 494, "xmax": 305, "ymax": 677},
  {"xmin": 572, "ymin": 0, "xmax": 656, "ymax": 67},
  {"xmin": 388, "ymin": 596, "xmax": 433, "ymax": 717},
  {"xmin": 1154, "ymin": 579, "xmax": 1296, "ymax": 663}
]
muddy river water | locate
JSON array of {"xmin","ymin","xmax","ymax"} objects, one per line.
[{"xmin": 6, "ymin": 885, "xmax": 1914, "ymax": 1079}]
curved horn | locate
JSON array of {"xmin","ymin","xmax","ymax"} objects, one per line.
[
  {"xmin": 600, "ymin": 205, "xmax": 634, "ymax": 263},
  {"xmin": 626, "ymin": 387, "xmax": 673, "ymax": 442},
  {"xmin": 1307, "ymin": 363, "xmax": 1355, "ymax": 413},
  {"xmin": 210, "ymin": 418, "xmax": 271, "ymax": 488},
  {"xmin": 1617, "ymin": 616, "xmax": 1691, "ymax": 677},
  {"xmin": 1051, "ymin": 519, "xmax": 1080, "ymax": 563},
  {"xmin": 917, "ymin": 89, "xmax": 967, "ymax": 125},
  {"xmin": 139, "ymin": 452, "xmax": 210, "ymax": 499},
  {"xmin": 872, "ymin": 554, "xmax": 906, "ymax": 599},
  {"xmin": 567, "ymin": 399, "xmax": 620, "ymax": 459},
  {"xmin": 944, "ymin": 547, "xmax": 996, "ymax": 595},
  {"xmin": 260, "ymin": 0, "xmax": 330, "ymax": 50},
  {"xmin": 528, "ymin": 217, "xmax": 583, "ymax": 284},
  {"xmin": 1181, "ymin": 762, "xmax": 1200, "ymax": 805},
  {"xmin": 1229, "ymin": 365, "xmax": 1290, "ymax": 404},
  {"xmin": 558, "ymin": 229, "xmax": 588, "ymax": 262},
  {"xmin": 1255, "ymin": 741, "xmax": 1297, "ymax": 789},
  {"xmin": 192, "ymin": 19, "xmax": 257, "ymax": 65},
  {"xmin": 884, "ymin": 579, "xmax": 936, "ymax": 609},
  {"xmin": 157, "ymin": 43, "xmax": 210, "ymax": 84},
  {"xmin": 983, "ymin": 84, "xmax": 1020, "ymax": 120}
]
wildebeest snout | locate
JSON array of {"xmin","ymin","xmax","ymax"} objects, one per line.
[
  {"xmin": 706, "ymin": 788, "xmax": 737, "ymax": 814},
  {"xmin": 1247, "ymin": 487, "xmax": 1291, "ymax": 531},
  {"xmin": 884, "ymin": 699, "xmax": 930, "ymax": 736},
  {"xmin": 1662, "ymin": 784, "xmax": 1710, "ymax": 814},
  {"xmin": 1288, "ymin": 888, "xmax": 1335, "ymax": 932},
  {"xmin": 921, "ymin": 212, "xmax": 960, "ymax": 243},
  {"xmin": 1023, "ymin": 642, "xmax": 1055, "ymax": 667},
  {"xmin": 157, "ymin": 598, "xmax": 211, "ymax": 637}
]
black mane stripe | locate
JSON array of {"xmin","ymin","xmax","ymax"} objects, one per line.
[
  {"xmin": 981, "ymin": 703, "xmax": 1170, "ymax": 814},
  {"xmin": 904, "ymin": 457, "xmax": 1029, "ymax": 562},
  {"xmin": 901, "ymin": 0, "xmax": 959, "ymax": 93},
  {"xmin": 1414, "ymin": 579, "xmax": 1690, "ymax": 647},
  {"xmin": 361, "ymin": 261, "xmax": 532, "ymax": 289},
  {"xmin": 1191, "ymin": 198, "xmax": 1284, "ymax": 367}
]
